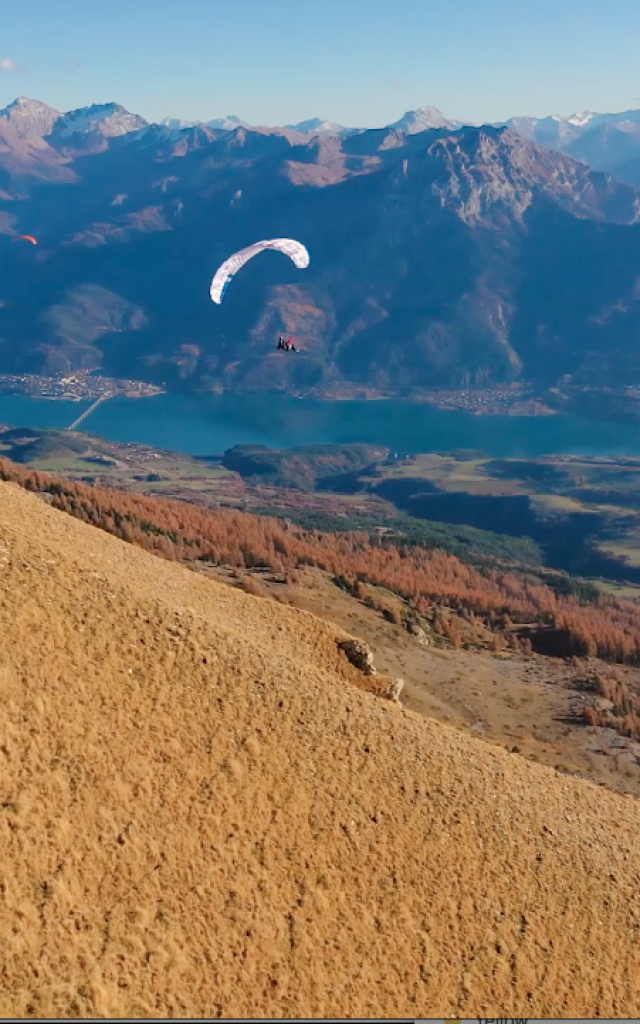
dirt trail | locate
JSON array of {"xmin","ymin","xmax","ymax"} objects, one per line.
[{"xmin": 1, "ymin": 482, "xmax": 640, "ymax": 1019}]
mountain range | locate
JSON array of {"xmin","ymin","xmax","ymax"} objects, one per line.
[
  {"xmin": 157, "ymin": 101, "xmax": 640, "ymax": 177},
  {"xmin": 3, "ymin": 95, "xmax": 640, "ymax": 394},
  {"xmin": 6, "ymin": 94, "xmax": 640, "ymax": 178},
  {"xmin": 133, "ymin": 101, "xmax": 640, "ymax": 182}
]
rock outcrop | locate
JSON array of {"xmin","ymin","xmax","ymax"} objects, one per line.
[{"xmin": 337, "ymin": 637, "xmax": 376, "ymax": 675}]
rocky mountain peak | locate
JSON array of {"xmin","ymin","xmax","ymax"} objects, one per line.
[
  {"xmin": 54, "ymin": 102, "xmax": 148, "ymax": 139},
  {"xmin": 206, "ymin": 114, "xmax": 250, "ymax": 131},
  {"xmin": 407, "ymin": 126, "xmax": 640, "ymax": 227},
  {"xmin": 285, "ymin": 117, "xmax": 349, "ymax": 135},
  {"xmin": 0, "ymin": 96, "xmax": 61, "ymax": 140},
  {"xmin": 567, "ymin": 110, "xmax": 596, "ymax": 127},
  {"xmin": 390, "ymin": 105, "xmax": 460, "ymax": 133}
]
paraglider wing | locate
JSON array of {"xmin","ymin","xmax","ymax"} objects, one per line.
[
  {"xmin": 13, "ymin": 234, "xmax": 37, "ymax": 245},
  {"xmin": 219, "ymin": 274, "xmax": 233, "ymax": 303},
  {"xmin": 210, "ymin": 238, "xmax": 310, "ymax": 304}
]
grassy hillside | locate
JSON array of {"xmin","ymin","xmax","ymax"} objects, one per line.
[
  {"xmin": 366, "ymin": 451, "xmax": 640, "ymax": 583},
  {"xmin": 0, "ymin": 427, "xmax": 545, "ymax": 568},
  {"xmin": 2, "ymin": 481, "xmax": 640, "ymax": 1018},
  {"xmin": 221, "ymin": 442, "xmax": 388, "ymax": 490}
]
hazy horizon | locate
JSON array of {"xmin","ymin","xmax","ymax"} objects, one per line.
[{"xmin": 4, "ymin": 93, "xmax": 640, "ymax": 131}]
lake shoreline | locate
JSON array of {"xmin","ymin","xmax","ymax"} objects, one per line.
[
  {"xmin": 3, "ymin": 390, "xmax": 640, "ymax": 461},
  {"xmin": 154, "ymin": 383, "xmax": 640, "ymax": 424},
  {"xmin": 4, "ymin": 375, "xmax": 640, "ymax": 425}
]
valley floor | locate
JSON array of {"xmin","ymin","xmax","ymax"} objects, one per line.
[{"xmin": 210, "ymin": 563, "xmax": 640, "ymax": 800}]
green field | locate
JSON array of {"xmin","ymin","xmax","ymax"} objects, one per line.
[{"xmin": 364, "ymin": 452, "xmax": 640, "ymax": 584}]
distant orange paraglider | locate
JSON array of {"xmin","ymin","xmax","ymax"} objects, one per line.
[{"xmin": 12, "ymin": 234, "xmax": 38, "ymax": 245}]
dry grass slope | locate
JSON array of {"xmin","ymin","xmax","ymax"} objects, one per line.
[{"xmin": 1, "ymin": 482, "xmax": 640, "ymax": 1019}]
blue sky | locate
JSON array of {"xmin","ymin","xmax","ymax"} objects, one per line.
[{"xmin": 1, "ymin": 0, "xmax": 639, "ymax": 126}]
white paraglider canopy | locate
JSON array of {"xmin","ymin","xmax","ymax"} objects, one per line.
[{"xmin": 209, "ymin": 238, "xmax": 310, "ymax": 304}]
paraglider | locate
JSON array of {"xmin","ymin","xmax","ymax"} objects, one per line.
[
  {"xmin": 277, "ymin": 335, "xmax": 297, "ymax": 352},
  {"xmin": 12, "ymin": 234, "xmax": 37, "ymax": 245},
  {"xmin": 210, "ymin": 238, "xmax": 310, "ymax": 304}
]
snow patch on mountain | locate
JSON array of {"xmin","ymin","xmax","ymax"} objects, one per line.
[
  {"xmin": 55, "ymin": 103, "xmax": 148, "ymax": 139},
  {"xmin": 206, "ymin": 115, "xmax": 250, "ymax": 131},
  {"xmin": 388, "ymin": 106, "xmax": 461, "ymax": 134},
  {"xmin": 286, "ymin": 117, "xmax": 351, "ymax": 135},
  {"xmin": 567, "ymin": 110, "xmax": 596, "ymax": 127},
  {"xmin": 160, "ymin": 117, "xmax": 198, "ymax": 130}
]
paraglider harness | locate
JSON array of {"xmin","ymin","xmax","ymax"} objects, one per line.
[{"xmin": 277, "ymin": 335, "xmax": 297, "ymax": 352}]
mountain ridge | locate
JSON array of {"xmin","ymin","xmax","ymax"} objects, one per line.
[
  {"xmin": 3, "ymin": 111, "xmax": 640, "ymax": 393},
  {"xmin": 6, "ymin": 92, "xmax": 640, "ymax": 142},
  {"xmin": 5, "ymin": 92, "xmax": 640, "ymax": 182}
]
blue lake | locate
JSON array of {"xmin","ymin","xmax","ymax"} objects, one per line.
[{"xmin": 2, "ymin": 391, "xmax": 640, "ymax": 458}]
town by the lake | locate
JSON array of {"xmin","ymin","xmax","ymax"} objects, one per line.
[{"xmin": 0, "ymin": 371, "xmax": 162, "ymax": 402}]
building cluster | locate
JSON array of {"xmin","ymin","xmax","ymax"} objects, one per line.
[{"xmin": 0, "ymin": 372, "xmax": 161, "ymax": 401}]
